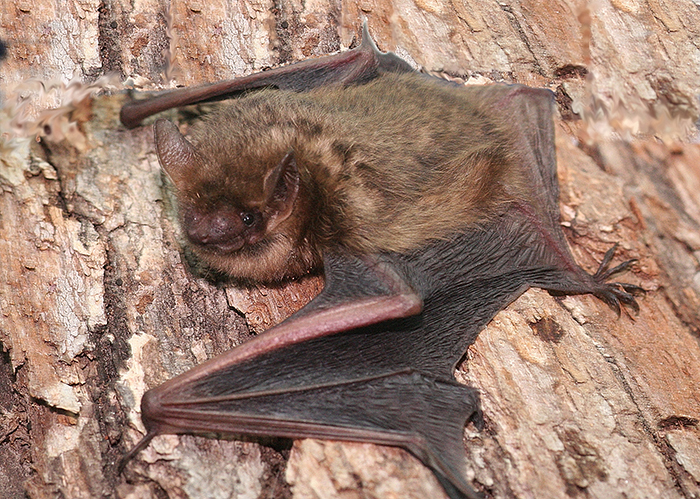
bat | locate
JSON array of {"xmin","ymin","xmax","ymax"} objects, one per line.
[{"xmin": 119, "ymin": 24, "xmax": 642, "ymax": 499}]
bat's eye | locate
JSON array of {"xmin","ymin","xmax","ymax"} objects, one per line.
[{"xmin": 241, "ymin": 212, "xmax": 256, "ymax": 227}]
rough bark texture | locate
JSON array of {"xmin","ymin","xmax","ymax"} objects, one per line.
[{"xmin": 1, "ymin": 1, "xmax": 699, "ymax": 498}]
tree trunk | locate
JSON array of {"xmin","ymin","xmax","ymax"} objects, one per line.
[{"xmin": 1, "ymin": 1, "xmax": 699, "ymax": 498}]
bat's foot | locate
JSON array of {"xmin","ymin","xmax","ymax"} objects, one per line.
[
  {"xmin": 589, "ymin": 244, "xmax": 645, "ymax": 316},
  {"xmin": 544, "ymin": 244, "xmax": 645, "ymax": 315}
]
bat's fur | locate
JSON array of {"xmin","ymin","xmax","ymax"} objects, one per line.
[
  {"xmin": 126, "ymin": 27, "xmax": 644, "ymax": 499},
  {"xmin": 161, "ymin": 72, "xmax": 529, "ymax": 282}
]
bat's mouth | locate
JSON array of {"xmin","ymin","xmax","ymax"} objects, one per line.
[{"xmin": 194, "ymin": 237, "xmax": 246, "ymax": 254}]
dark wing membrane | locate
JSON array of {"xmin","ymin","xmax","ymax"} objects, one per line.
[
  {"xmin": 135, "ymin": 250, "xmax": 487, "ymax": 498},
  {"xmin": 445, "ymin": 84, "xmax": 641, "ymax": 310}
]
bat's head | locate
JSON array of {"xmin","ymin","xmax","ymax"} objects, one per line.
[{"xmin": 154, "ymin": 119, "xmax": 319, "ymax": 282}]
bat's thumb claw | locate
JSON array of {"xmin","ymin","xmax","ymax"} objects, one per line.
[{"xmin": 117, "ymin": 429, "xmax": 158, "ymax": 474}]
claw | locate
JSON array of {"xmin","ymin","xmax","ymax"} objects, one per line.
[
  {"xmin": 618, "ymin": 282, "xmax": 645, "ymax": 296},
  {"xmin": 600, "ymin": 285, "xmax": 640, "ymax": 316},
  {"xmin": 614, "ymin": 288, "xmax": 640, "ymax": 313},
  {"xmin": 601, "ymin": 292, "xmax": 622, "ymax": 317},
  {"xmin": 599, "ymin": 259, "xmax": 638, "ymax": 280},
  {"xmin": 593, "ymin": 244, "xmax": 618, "ymax": 279}
]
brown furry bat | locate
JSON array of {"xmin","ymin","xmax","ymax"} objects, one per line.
[{"xmin": 119, "ymin": 25, "xmax": 642, "ymax": 499}]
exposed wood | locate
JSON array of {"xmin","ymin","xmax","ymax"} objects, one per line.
[{"xmin": 0, "ymin": 1, "xmax": 699, "ymax": 498}]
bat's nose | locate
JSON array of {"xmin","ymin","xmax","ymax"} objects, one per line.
[{"xmin": 184, "ymin": 208, "xmax": 246, "ymax": 252}]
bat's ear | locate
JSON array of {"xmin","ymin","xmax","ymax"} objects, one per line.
[
  {"xmin": 154, "ymin": 119, "xmax": 205, "ymax": 190},
  {"xmin": 263, "ymin": 150, "xmax": 300, "ymax": 227}
]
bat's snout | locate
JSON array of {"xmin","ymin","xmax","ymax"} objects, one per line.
[{"xmin": 183, "ymin": 207, "xmax": 248, "ymax": 253}]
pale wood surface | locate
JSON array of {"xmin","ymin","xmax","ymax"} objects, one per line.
[{"xmin": 1, "ymin": 1, "xmax": 699, "ymax": 498}]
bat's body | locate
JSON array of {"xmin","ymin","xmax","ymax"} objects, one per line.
[
  {"xmin": 120, "ymin": 26, "xmax": 641, "ymax": 499},
  {"xmin": 153, "ymin": 72, "xmax": 531, "ymax": 282}
]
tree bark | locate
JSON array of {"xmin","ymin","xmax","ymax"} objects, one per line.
[{"xmin": 1, "ymin": 1, "xmax": 699, "ymax": 498}]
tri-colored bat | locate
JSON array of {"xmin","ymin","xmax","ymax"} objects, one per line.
[{"xmin": 119, "ymin": 25, "xmax": 642, "ymax": 499}]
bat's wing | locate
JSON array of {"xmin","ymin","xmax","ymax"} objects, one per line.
[
  {"xmin": 123, "ymin": 252, "xmax": 483, "ymax": 499},
  {"xmin": 120, "ymin": 24, "xmax": 413, "ymax": 128},
  {"xmin": 492, "ymin": 85, "xmax": 643, "ymax": 312},
  {"xmin": 443, "ymin": 84, "xmax": 643, "ymax": 312}
]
